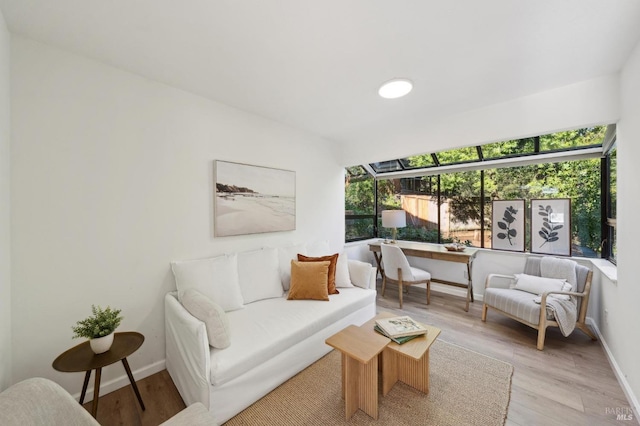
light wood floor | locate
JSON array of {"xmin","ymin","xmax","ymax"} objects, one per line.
[{"xmin": 90, "ymin": 283, "xmax": 633, "ymax": 425}]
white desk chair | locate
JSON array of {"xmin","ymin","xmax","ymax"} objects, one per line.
[{"xmin": 381, "ymin": 243, "xmax": 431, "ymax": 309}]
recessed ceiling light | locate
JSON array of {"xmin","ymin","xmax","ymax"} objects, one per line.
[{"xmin": 378, "ymin": 78, "xmax": 413, "ymax": 99}]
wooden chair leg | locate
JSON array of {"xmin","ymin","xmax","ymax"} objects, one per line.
[
  {"xmin": 381, "ymin": 275, "xmax": 387, "ymax": 297},
  {"xmin": 426, "ymin": 280, "xmax": 430, "ymax": 305},
  {"xmin": 536, "ymin": 326, "xmax": 547, "ymax": 350},
  {"xmin": 398, "ymin": 268, "xmax": 404, "ymax": 309},
  {"xmin": 576, "ymin": 323, "xmax": 597, "ymax": 341},
  {"xmin": 481, "ymin": 303, "xmax": 488, "ymax": 321}
]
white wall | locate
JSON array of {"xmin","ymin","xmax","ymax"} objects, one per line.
[
  {"xmin": 10, "ymin": 36, "xmax": 345, "ymax": 395},
  {"xmin": 0, "ymin": 8, "xmax": 11, "ymax": 391},
  {"xmin": 611, "ymin": 38, "xmax": 640, "ymax": 412},
  {"xmin": 343, "ymin": 74, "xmax": 620, "ymax": 166}
]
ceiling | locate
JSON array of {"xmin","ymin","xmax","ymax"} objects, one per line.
[{"xmin": 1, "ymin": 1, "xmax": 640, "ymax": 157}]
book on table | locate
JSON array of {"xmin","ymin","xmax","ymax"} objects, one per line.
[
  {"xmin": 375, "ymin": 315, "xmax": 427, "ymax": 338},
  {"xmin": 373, "ymin": 325, "xmax": 422, "ymax": 344}
]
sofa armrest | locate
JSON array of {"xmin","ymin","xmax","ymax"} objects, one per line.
[
  {"xmin": 347, "ymin": 259, "xmax": 377, "ymax": 289},
  {"xmin": 367, "ymin": 265, "xmax": 377, "ymax": 289},
  {"xmin": 165, "ymin": 293, "xmax": 211, "ymax": 409},
  {"xmin": 539, "ymin": 289, "xmax": 587, "ymax": 305},
  {"xmin": 0, "ymin": 378, "xmax": 99, "ymax": 425},
  {"xmin": 485, "ymin": 273, "xmax": 515, "ymax": 289}
]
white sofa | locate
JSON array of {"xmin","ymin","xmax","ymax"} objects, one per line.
[{"xmin": 165, "ymin": 243, "xmax": 377, "ymax": 424}]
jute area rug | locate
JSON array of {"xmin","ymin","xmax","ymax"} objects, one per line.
[{"xmin": 225, "ymin": 340, "xmax": 513, "ymax": 425}]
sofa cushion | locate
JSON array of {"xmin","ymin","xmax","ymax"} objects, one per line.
[
  {"xmin": 348, "ymin": 260, "xmax": 373, "ymax": 289},
  {"xmin": 171, "ymin": 254, "xmax": 244, "ymax": 312},
  {"xmin": 484, "ymin": 287, "xmax": 554, "ymax": 325},
  {"xmin": 287, "ymin": 260, "xmax": 330, "ymax": 301},
  {"xmin": 181, "ymin": 289, "xmax": 231, "ymax": 349},
  {"xmin": 237, "ymin": 248, "xmax": 283, "ymax": 304},
  {"xmin": 277, "ymin": 244, "xmax": 307, "ymax": 291},
  {"xmin": 210, "ymin": 287, "xmax": 376, "ymax": 386},
  {"xmin": 297, "ymin": 253, "xmax": 339, "ymax": 295},
  {"xmin": 335, "ymin": 252, "xmax": 354, "ymax": 288},
  {"xmin": 514, "ymin": 273, "xmax": 566, "ymax": 295}
]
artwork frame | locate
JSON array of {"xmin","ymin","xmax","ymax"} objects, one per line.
[
  {"xmin": 491, "ymin": 199, "xmax": 525, "ymax": 252},
  {"xmin": 214, "ymin": 160, "xmax": 296, "ymax": 237},
  {"xmin": 530, "ymin": 198, "xmax": 571, "ymax": 256}
]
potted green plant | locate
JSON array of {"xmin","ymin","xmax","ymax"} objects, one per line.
[{"xmin": 72, "ymin": 305, "xmax": 123, "ymax": 354}]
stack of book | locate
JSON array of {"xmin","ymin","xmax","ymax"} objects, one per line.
[{"xmin": 374, "ymin": 315, "xmax": 427, "ymax": 344}]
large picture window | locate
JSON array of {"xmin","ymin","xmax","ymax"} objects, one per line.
[{"xmin": 345, "ymin": 125, "xmax": 613, "ymax": 261}]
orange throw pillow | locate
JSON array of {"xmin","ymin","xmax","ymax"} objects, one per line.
[
  {"xmin": 297, "ymin": 253, "xmax": 340, "ymax": 295},
  {"xmin": 288, "ymin": 260, "xmax": 330, "ymax": 301}
]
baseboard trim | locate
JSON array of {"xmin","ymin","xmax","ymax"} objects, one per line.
[
  {"xmin": 72, "ymin": 359, "xmax": 166, "ymax": 403},
  {"xmin": 429, "ymin": 283, "xmax": 484, "ymax": 302},
  {"xmin": 587, "ymin": 317, "xmax": 640, "ymax": 424}
]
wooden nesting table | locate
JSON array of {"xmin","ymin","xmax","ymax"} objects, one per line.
[{"xmin": 325, "ymin": 312, "xmax": 441, "ymax": 420}]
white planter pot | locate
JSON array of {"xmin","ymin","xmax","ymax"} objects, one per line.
[{"xmin": 90, "ymin": 333, "xmax": 114, "ymax": 354}]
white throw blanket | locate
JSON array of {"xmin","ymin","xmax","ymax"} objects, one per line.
[
  {"xmin": 540, "ymin": 256, "xmax": 577, "ymax": 289},
  {"xmin": 534, "ymin": 296, "xmax": 577, "ymax": 336},
  {"xmin": 537, "ymin": 256, "xmax": 578, "ymax": 336}
]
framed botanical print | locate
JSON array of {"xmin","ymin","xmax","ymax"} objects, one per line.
[
  {"xmin": 531, "ymin": 198, "xmax": 571, "ymax": 256},
  {"xmin": 491, "ymin": 199, "xmax": 525, "ymax": 252}
]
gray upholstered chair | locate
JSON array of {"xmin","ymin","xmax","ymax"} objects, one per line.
[
  {"xmin": 380, "ymin": 243, "xmax": 431, "ymax": 309},
  {"xmin": 0, "ymin": 377, "xmax": 217, "ymax": 426},
  {"xmin": 481, "ymin": 257, "xmax": 597, "ymax": 350}
]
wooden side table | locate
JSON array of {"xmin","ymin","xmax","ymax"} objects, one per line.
[
  {"xmin": 325, "ymin": 325, "xmax": 389, "ymax": 420},
  {"xmin": 52, "ymin": 331, "xmax": 146, "ymax": 418},
  {"xmin": 362, "ymin": 312, "xmax": 441, "ymax": 396}
]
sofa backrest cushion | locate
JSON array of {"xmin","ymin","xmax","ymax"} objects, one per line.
[
  {"xmin": 237, "ymin": 248, "xmax": 283, "ymax": 304},
  {"xmin": 524, "ymin": 256, "xmax": 590, "ymax": 293},
  {"xmin": 277, "ymin": 244, "xmax": 308, "ymax": 291},
  {"xmin": 181, "ymin": 288, "xmax": 231, "ymax": 349},
  {"xmin": 335, "ymin": 252, "xmax": 354, "ymax": 288},
  {"xmin": 171, "ymin": 254, "xmax": 244, "ymax": 312},
  {"xmin": 297, "ymin": 253, "xmax": 340, "ymax": 295}
]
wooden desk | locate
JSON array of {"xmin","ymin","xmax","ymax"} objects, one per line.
[{"xmin": 369, "ymin": 241, "xmax": 478, "ymax": 311}]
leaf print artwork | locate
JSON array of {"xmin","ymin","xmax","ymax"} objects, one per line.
[
  {"xmin": 496, "ymin": 206, "xmax": 518, "ymax": 245},
  {"xmin": 537, "ymin": 205, "xmax": 563, "ymax": 247}
]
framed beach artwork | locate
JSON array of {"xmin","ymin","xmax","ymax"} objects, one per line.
[
  {"xmin": 491, "ymin": 199, "xmax": 525, "ymax": 252},
  {"xmin": 530, "ymin": 198, "xmax": 571, "ymax": 256},
  {"xmin": 214, "ymin": 160, "xmax": 296, "ymax": 237}
]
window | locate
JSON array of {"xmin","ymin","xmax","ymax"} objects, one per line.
[
  {"xmin": 345, "ymin": 125, "xmax": 611, "ymax": 260},
  {"xmin": 434, "ymin": 146, "xmax": 478, "ymax": 165},
  {"xmin": 603, "ymin": 144, "xmax": 617, "ymax": 263},
  {"xmin": 481, "ymin": 137, "xmax": 536, "ymax": 160},
  {"xmin": 399, "ymin": 155, "xmax": 436, "ymax": 169},
  {"xmin": 539, "ymin": 127, "xmax": 604, "ymax": 152},
  {"xmin": 345, "ymin": 168, "xmax": 376, "ymax": 241}
]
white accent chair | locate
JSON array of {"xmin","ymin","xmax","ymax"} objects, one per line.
[{"xmin": 380, "ymin": 243, "xmax": 431, "ymax": 309}]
